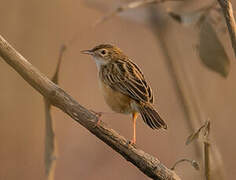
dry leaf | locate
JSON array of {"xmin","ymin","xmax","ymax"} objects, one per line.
[
  {"xmin": 201, "ymin": 120, "xmax": 210, "ymax": 138},
  {"xmin": 185, "ymin": 131, "xmax": 200, "ymax": 145},
  {"xmin": 167, "ymin": 2, "xmax": 218, "ymax": 27},
  {"xmin": 191, "ymin": 160, "xmax": 200, "ymax": 170},
  {"xmin": 167, "ymin": 10, "xmax": 204, "ymax": 26},
  {"xmin": 186, "ymin": 121, "xmax": 210, "ymax": 145},
  {"xmin": 198, "ymin": 20, "xmax": 230, "ymax": 77}
]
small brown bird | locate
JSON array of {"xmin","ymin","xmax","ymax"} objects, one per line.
[{"xmin": 81, "ymin": 44, "xmax": 167, "ymax": 144}]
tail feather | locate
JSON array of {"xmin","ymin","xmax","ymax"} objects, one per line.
[{"xmin": 138, "ymin": 104, "xmax": 167, "ymax": 130}]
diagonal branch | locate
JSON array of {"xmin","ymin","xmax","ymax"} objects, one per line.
[
  {"xmin": 217, "ymin": 0, "xmax": 236, "ymax": 57},
  {"xmin": 0, "ymin": 35, "xmax": 181, "ymax": 180}
]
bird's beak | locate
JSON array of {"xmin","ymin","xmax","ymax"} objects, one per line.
[{"xmin": 81, "ymin": 49, "xmax": 94, "ymax": 55}]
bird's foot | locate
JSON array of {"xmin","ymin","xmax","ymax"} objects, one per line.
[
  {"xmin": 128, "ymin": 139, "xmax": 137, "ymax": 147},
  {"xmin": 89, "ymin": 110, "xmax": 103, "ymax": 126}
]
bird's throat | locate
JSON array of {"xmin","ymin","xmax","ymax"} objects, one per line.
[{"xmin": 93, "ymin": 57, "xmax": 107, "ymax": 70}]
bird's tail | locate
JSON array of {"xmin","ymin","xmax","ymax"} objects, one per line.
[{"xmin": 138, "ymin": 104, "xmax": 167, "ymax": 130}]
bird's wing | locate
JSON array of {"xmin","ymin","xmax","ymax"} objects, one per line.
[{"xmin": 101, "ymin": 59, "xmax": 153, "ymax": 103}]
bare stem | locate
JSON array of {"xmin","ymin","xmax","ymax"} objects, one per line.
[
  {"xmin": 44, "ymin": 98, "xmax": 57, "ymax": 180},
  {"xmin": 204, "ymin": 121, "xmax": 210, "ymax": 180},
  {"xmin": 44, "ymin": 44, "xmax": 67, "ymax": 179},
  {"xmin": 204, "ymin": 142, "xmax": 210, "ymax": 180}
]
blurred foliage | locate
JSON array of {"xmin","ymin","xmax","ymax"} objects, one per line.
[
  {"xmin": 167, "ymin": 3, "xmax": 231, "ymax": 78},
  {"xmin": 186, "ymin": 121, "xmax": 210, "ymax": 145},
  {"xmin": 198, "ymin": 19, "xmax": 230, "ymax": 78}
]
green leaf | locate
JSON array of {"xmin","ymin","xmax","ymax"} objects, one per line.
[{"xmin": 198, "ymin": 20, "xmax": 230, "ymax": 77}]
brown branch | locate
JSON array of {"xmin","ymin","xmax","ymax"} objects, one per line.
[
  {"xmin": 217, "ymin": 0, "xmax": 236, "ymax": 57},
  {"xmin": 0, "ymin": 35, "xmax": 181, "ymax": 180}
]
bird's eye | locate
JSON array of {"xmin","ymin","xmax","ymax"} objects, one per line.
[{"xmin": 100, "ymin": 49, "xmax": 107, "ymax": 55}]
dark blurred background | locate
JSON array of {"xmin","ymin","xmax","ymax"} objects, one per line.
[{"xmin": 0, "ymin": 0, "xmax": 235, "ymax": 179}]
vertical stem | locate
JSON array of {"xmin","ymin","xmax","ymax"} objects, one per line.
[
  {"xmin": 44, "ymin": 99, "xmax": 57, "ymax": 180},
  {"xmin": 204, "ymin": 121, "xmax": 210, "ymax": 180},
  {"xmin": 204, "ymin": 142, "xmax": 210, "ymax": 180},
  {"xmin": 44, "ymin": 45, "xmax": 66, "ymax": 179}
]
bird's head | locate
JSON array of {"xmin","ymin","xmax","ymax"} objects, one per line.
[{"xmin": 81, "ymin": 44, "xmax": 124, "ymax": 68}]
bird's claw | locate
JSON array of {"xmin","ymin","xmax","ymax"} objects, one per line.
[
  {"xmin": 128, "ymin": 140, "xmax": 137, "ymax": 148},
  {"xmin": 90, "ymin": 109, "xmax": 103, "ymax": 126}
]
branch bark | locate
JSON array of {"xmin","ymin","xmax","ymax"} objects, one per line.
[
  {"xmin": 0, "ymin": 35, "xmax": 181, "ymax": 180},
  {"xmin": 217, "ymin": 0, "xmax": 236, "ymax": 57}
]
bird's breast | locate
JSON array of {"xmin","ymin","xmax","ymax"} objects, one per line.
[{"xmin": 98, "ymin": 79, "xmax": 134, "ymax": 114}]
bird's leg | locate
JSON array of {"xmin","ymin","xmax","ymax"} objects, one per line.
[{"xmin": 130, "ymin": 112, "xmax": 138, "ymax": 145}]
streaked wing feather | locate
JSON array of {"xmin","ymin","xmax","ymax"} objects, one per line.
[{"xmin": 101, "ymin": 59, "xmax": 153, "ymax": 103}]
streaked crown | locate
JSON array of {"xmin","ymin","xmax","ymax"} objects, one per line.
[{"xmin": 81, "ymin": 44, "xmax": 125, "ymax": 62}]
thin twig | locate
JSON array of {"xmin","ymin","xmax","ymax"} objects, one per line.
[
  {"xmin": 44, "ymin": 99, "xmax": 57, "ymax": 180},
  {"xmin": 203, "ymin": 121, "xmax": 210, "ymax": 180},
  {"xmin": 217, "ymin": 0, "xmax": 236, "ymax": 57},
  {"xmin": 52, "ymin": 44, "xmax": 67, "ymax": 84},
  {"xmin": 171, "ymin": 159, "xmax": 199, "ymax": 171},
  {"xmin": 0, "ymin": 35, "xmax": 181, "ymax": 180},
  {"xmin": 44, "ymin": 44, "xmax": 67, "ymax": 179}
]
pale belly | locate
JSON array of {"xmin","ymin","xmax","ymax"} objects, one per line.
[{"xmin": 99, "ymin": 79, "xmax": 135, "ymax": 114}]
